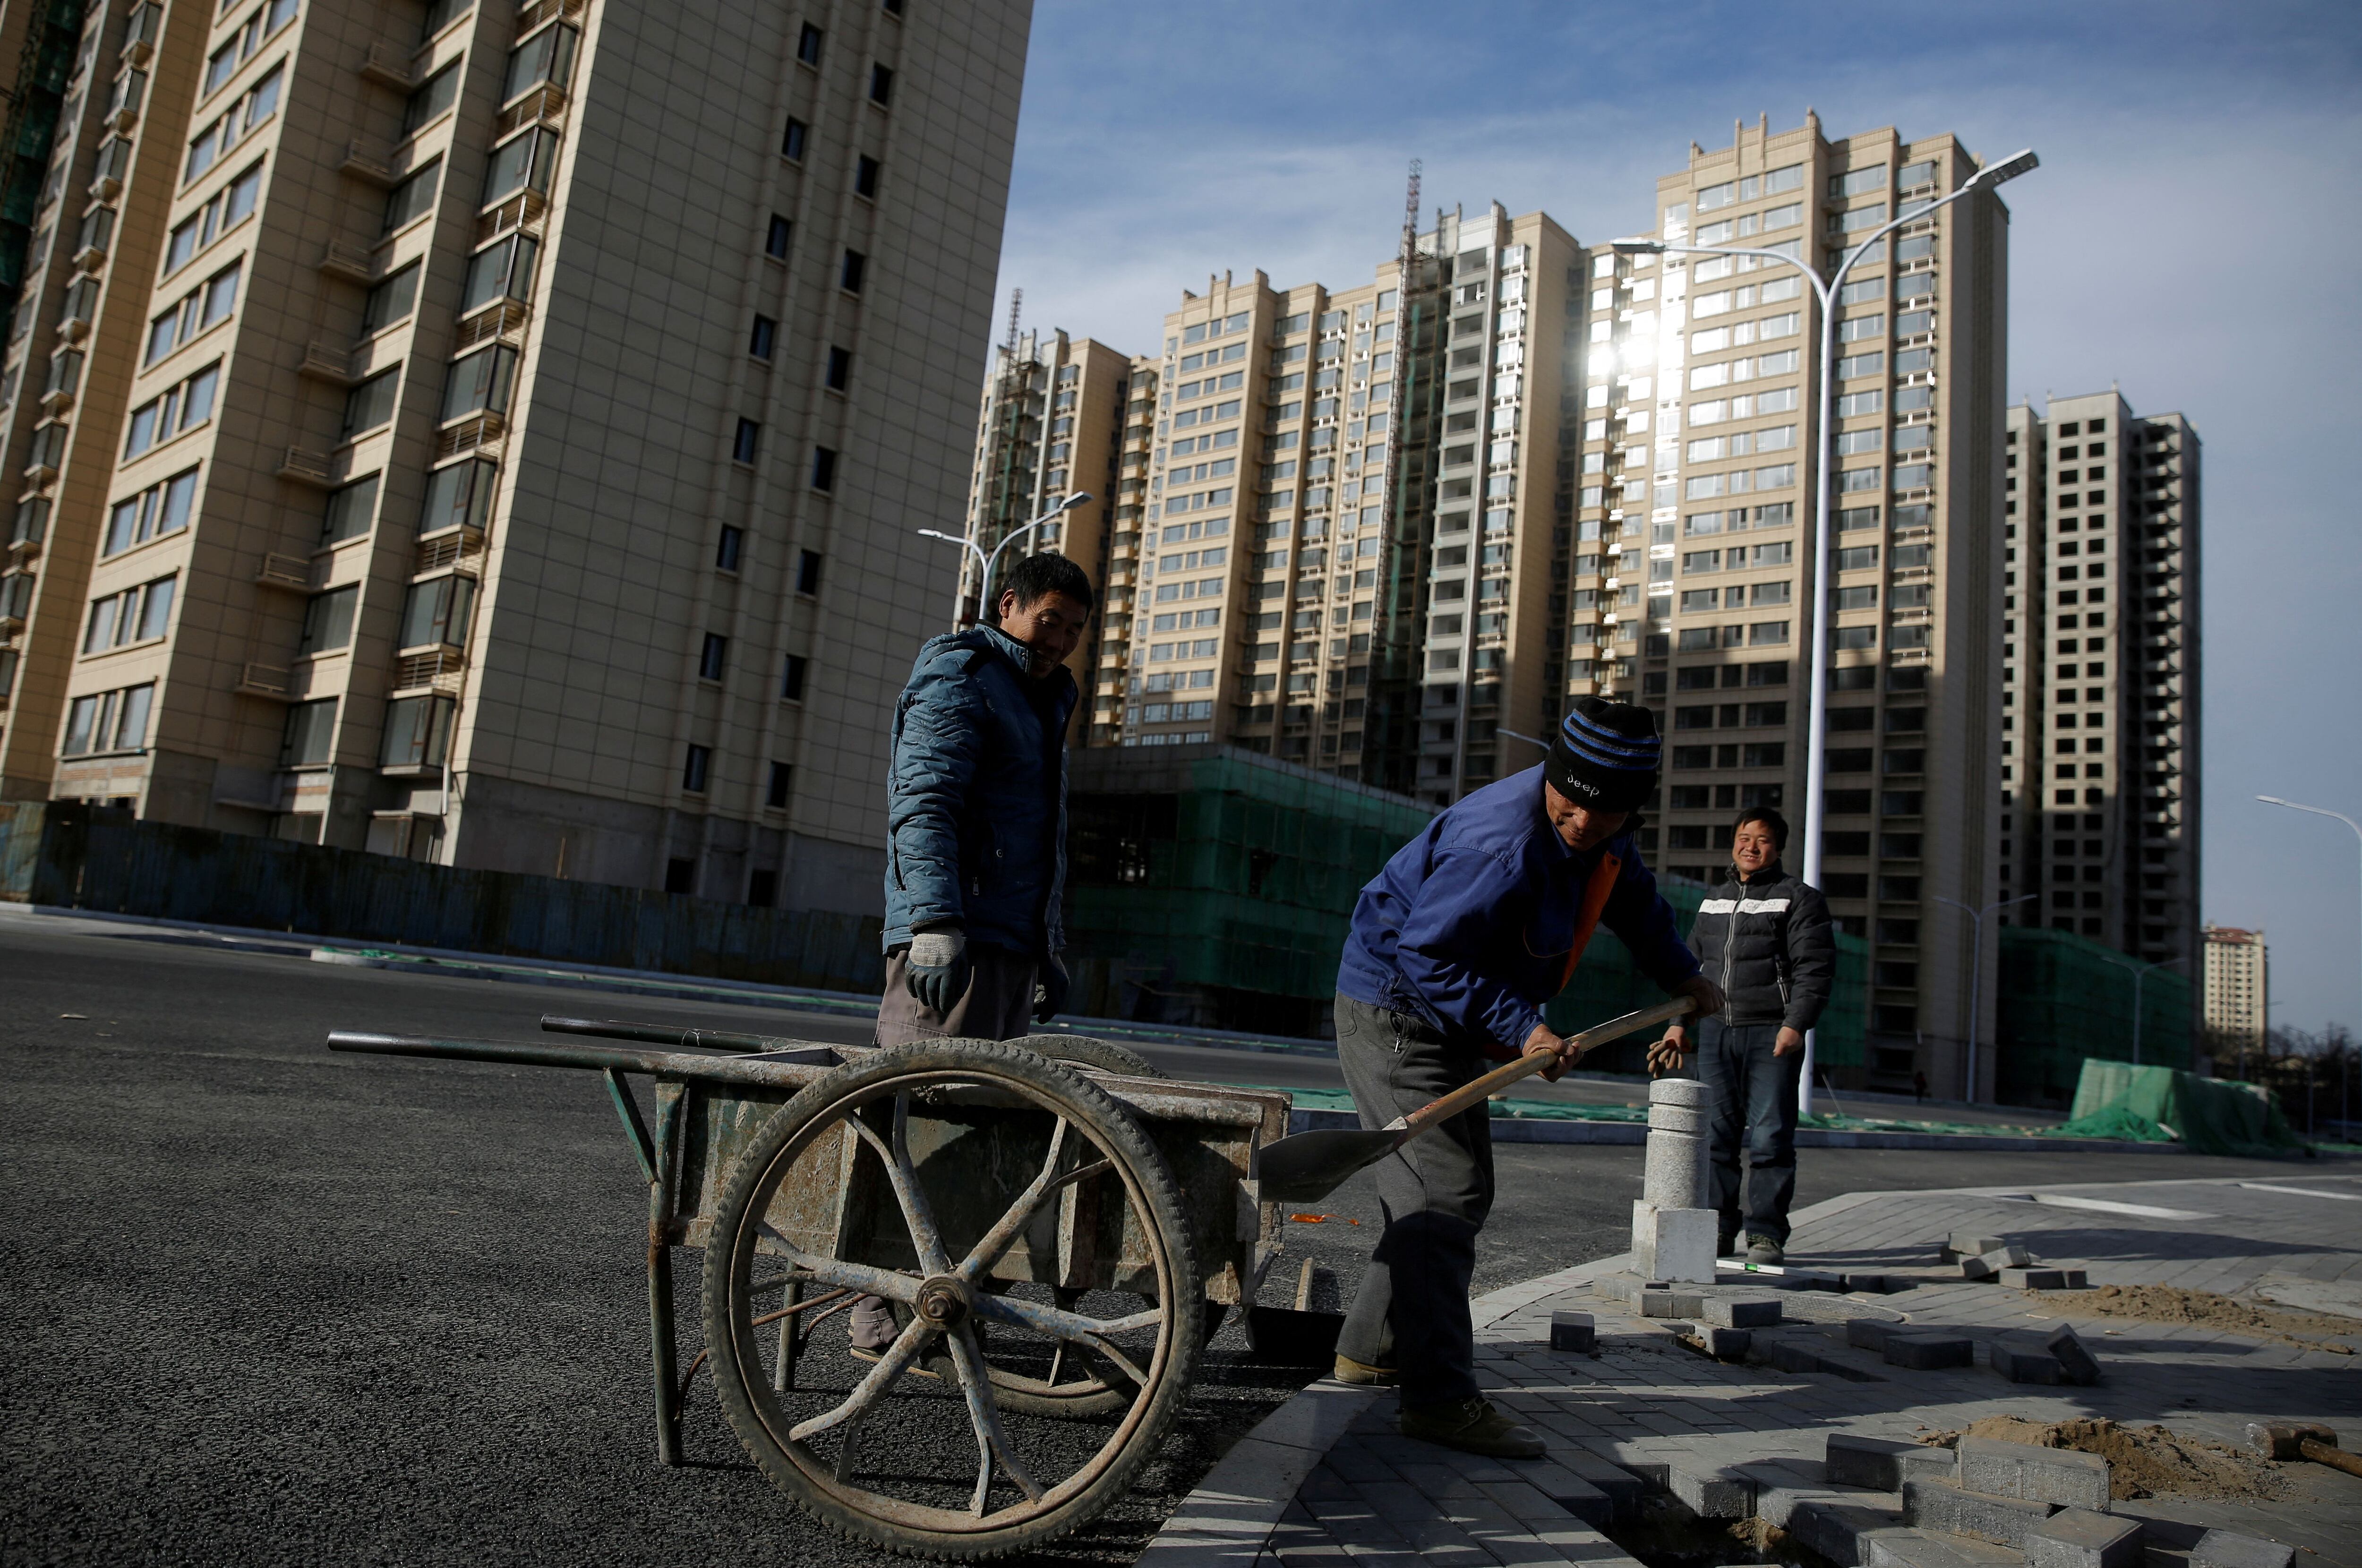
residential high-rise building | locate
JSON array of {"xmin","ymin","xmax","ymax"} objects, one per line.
[
  {"xmin": 1997, "ymin": 393, "xmax": 2200, "ymax": 973},
  {"xmin": 2201, "ymin": 923, "xmax": 2267, "ymax": 1064},
  {"xmin": 0, "ymin": 0, "xmax": 1031, "ymax": 917},
  {"xmin": 1083, "ymin": 205, "xmax": 1588, "ymax": 805},
  {"xmin": 1618, "ymin": 114, "xmax": 2012, "ymax": 1097},
  {"xmin": 958, "ymin": 323, "xmax": 1129, "ymax": 718}
]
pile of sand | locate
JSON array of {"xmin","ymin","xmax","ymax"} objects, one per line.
[
  {"xmin": 1920, "ymin": 1415, "xmax": 2286, "ymax": 1501},
  {"xmin": 2029, "ymin": 1283, "xmax": 2358, "ymax": 1354}
]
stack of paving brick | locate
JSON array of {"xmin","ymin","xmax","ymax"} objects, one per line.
[
  {"xmin": 1845, "ymin": 1315, "xmax": 2105, "ymax": 1387},
  {"xmin": 1583, "ymin": 1275, "xmax": 1788, "ymax": 1362},
  {"xmin": 1942, "ymin": 1230, "xmax": 2091, "ymax": 1291},
  {"xmin": 1710, "ymin": 1432, "xmax": 2297, "ymax": 1568}
]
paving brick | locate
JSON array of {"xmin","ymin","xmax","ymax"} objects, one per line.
[
  {"xmin": 2190, "ymin": 1529, "xmax": 2297, "ymax": 1568},
  {"xmin": 1901, "ymin": 1478, "xmax": 2061, "ymax": 1549},
  {"xmin": 1847, "ymin": 1318, "xmax": 1901, "ymax": 1352},
  {"xmin": 1515, "ymin": 1463, "xmax": 1614, "ymax": 1528},
  {"xmin": 1999, "ymin": 1266, "xmax": 2070, "ymax": 1289},
  {"xmin": 1683, "ymin": 1325, "xmax": 1751, "ymax": 1359},
  {"xmin": 1826, "ymin": 1432, "xmax": 1957, "ymax": 1491},
  {"xmin": 1549, "ymin": 1310, "xmax": 1595, "ymax": 1354},
  {"xmin": 1865, "ymin": 1530, "xmax": 2025, "ymax": 1567},
  {"xmin": 1985, "ymin": 1337, "xmax": 2065, "ymax": 1384},
  {"xmin": 1666, "ymin": 1460, "xmax": 1752, "ymax": 1518},
  {"xmin": 1640, "ymin": 1288, "xmax": 1706, "ymax": 1318},
  {"xmin": 2025, "ymin": 1508, "xmax": 2144, "ymax": 1568},
  {"xmin": 2045, "ymin": 1323, "xmax": 2102, "ymax": 1386},
  {"xmin": 1787, "ymin": 1498, "xmax": 1910, "ymax": 1565},
  {"xmin": 1884, "ymin": 1332, "xmax": 1975, "ymax": 1370},
  {"xmin": 1841, "ymin": 1272, "xmax": 1891, "ymax": 1294},
  {"xmin": 1704, "ymin": 1295, "xmax": 1782, "ymax": 1328},
  {"xmin": 1553, "ymin": 1450, "xmax": 1645, "ymax": 1519},
  {"xmin": 1956, "ymin": 1436, "xmax": 2107, "ymax": 1511},
  {"xmin": 1947, "ymin": 1233, "xmax": 2007, "ymax": 1260}
]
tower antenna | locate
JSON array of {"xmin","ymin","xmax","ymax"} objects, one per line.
[{"xmin": 1401, "ymin": 159, "xmax": 1422, "ymax": 264}]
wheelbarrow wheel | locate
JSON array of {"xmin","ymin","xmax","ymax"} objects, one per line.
[
  {"xmin": 702, "ymin": 1039, "xmax": 1204, "ymax": 1559},
  {"xmin": 1008, "ymin": 1033, "xmax": 1164, "ymax": 1080}
]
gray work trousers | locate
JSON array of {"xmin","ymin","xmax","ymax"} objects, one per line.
[
  {"xmin": 852, "ymin": 943, "xmax": 1043, "ymax": 1349},
  {"xmin": 1333, "ymin": 991, "xmax": 1493, "ymax": 1410}
]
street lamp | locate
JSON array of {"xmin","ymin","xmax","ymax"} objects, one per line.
[
  {"xmin": 2090, "ymin": 952, "xmax": 2187, "ymax": 1068},
  {"xmin": 2257, "ymin": 796, "xmax": 2362, "ymax": 1055},
  {"xmin": 1613, "ymin": 147, "xmax": 2038, "ymax": 1114},
  {"xmin": 1933, "ymin": 892, "xmax": 2037, "ymax": 1102},
  {"xmin": 917, "ymin": 491, "xmax": 1092, "ymax": 627}
]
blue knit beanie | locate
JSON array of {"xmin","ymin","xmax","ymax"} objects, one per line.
[{"xmin": 1545, "ymin": 696, "xmax": 1660, "ymax": 813}]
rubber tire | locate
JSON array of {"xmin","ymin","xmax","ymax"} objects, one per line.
[
  {"xmin": 1009, "ymin": 1033, "xmax": 1164, "ymax": 1080},
  {"xmin": 702, "ymin": 1039, "xmax": 1204, "ymax": 1560}
]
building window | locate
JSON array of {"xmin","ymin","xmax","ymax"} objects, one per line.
[
  {"xmin": 732, "ymin": 419, "xmax": 760, "ymax": 464},
  {"xmin": 826, "ymin": 346, "xmax": 851, "ymax": 391},
  {"xmin": 869, "ymin": 64, "xmax": 893, "ymax": 104},
  {"xmin": 461, "ymin": 234, "xmax": 539, "ymax": 313},
  {"xmin": 297, "ymin": 584, "xmax": 357, "ymax": 655},
  {"xmin": 682, "ymin": 744, "xmax": 712, "ymax": 793},
  {"xmin": 482, "ymin": 127, "xmax": 560, "ymax": 206},
  {"xmin": 359, "ymin": 262, "xmax": 418, "ymax": 335},
  {"xmin": 127, "ymin": 362, "xmax": 223, "ymax": 455},
  {"xmin": 749, "ymin": 314, "xmax": 777, "ymax": 360},
  {"xmin": 103, "ymin": 468, "xmax": 201, "ymax": 555},
  {"xmin": 840, "ymin": 249, "xmax": 866, "ymax": 293},
  {"xmin": 440, "ymin": 344, "xmax": 519, "ymax": 421},
  {"xmin": 281, "ymin": 696, "xmax": 338, "ymax": 766},
  {"xmin": 781, "ymin": 116, "xmax": 807, "ymax": 161},
  {"xmin": 855, "ymin": 155, "xmax": 881, "ymax": 199},
  {"xmin": 419, "ymin": 458, "xmax": 497, "ymax": 534},
  {"xmin": 381, "ymin": 158, "xmax": 441, "ymax": 234},
  {"xmin": 698, "ymin": 633, "xmax": 727, "ymax": 681},
  {"xmin": 63, "ymin": 683, "xmax": 157, "ymax": 756},
  {"xmin": 82, "ymin": 574, "xmax": 178, "ymax": 653},
  {"xmin": 403, "ymin": 61, "xmax": 461, "ymax": 135},
  {"xmin": 810, "ymin": 446, "xmax": 836, "ymax": 491},
  {"xmin": 796, "ymin": 550, "xmax": 824, "ymax": 594},
  {"xmin": 716, "ymin": 525, "xmax": 743, "ymax": 572},
  {"xmin": 502, "ymin": 22, "xmax": 579, "ymax": 101},
  {"xmin": 765, "ymin": 214, "xmax": 791, "ymax": 259},
  {"xmin": 766, "ymin": 762, "xmax": 793, "ymax": 809},
  {"xmin": 381, "ymin": 696, "xmax": 455, "ymax": 770},
  {"xmin": 399, "ymin": 574, "xmax": 476, "ymax": 649},
  {"xmin": 781, "ymin": 653, "xmax": 808, "ymax": 701},
  {"xmin": 796, "ymin": 23, "xmax": 822, "ymax": 66}
]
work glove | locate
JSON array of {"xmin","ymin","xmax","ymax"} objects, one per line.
[
  {"xmin": 906, "ymin": 928, "xmax": 971, "ymax": 1017},
  {"xmin": 1033, "ymin": 953, "xmax": 1071, "ymax": 1023}
]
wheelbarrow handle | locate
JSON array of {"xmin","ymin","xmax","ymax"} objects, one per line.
[{"xmin": 1391, "ymin": 996, "xmax": 1699, "ymax": 1137}]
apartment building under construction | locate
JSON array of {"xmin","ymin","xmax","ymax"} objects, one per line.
[
  {"xmin": 0, "ymin": 0, "xmax": 1030, "ymax": 914},
  {"xmin": 1999, "ymin": 392, "xmax": 2201, "ymax": 976}
]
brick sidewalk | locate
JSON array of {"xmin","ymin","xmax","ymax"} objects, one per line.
[{"xmin": 1141, "ymin": 1173, "xmax": 2362, "ymax": 1568}]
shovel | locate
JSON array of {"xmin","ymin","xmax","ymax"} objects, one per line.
[{"xmin": 1254, "ymin": 996, "xmax": 1696, "ymax": 1204}]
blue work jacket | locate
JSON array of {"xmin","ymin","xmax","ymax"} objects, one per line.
[
  {"xmin": 1337, "ymin": 764, "xmax": 1700, "ymax": 1055},
  {"xmin": 881, "ymin": 625, "xmax": 1076, "ymax": 958}
]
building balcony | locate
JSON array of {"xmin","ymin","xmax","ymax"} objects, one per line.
[
  {"xmin": 254, "ymin": 553, "xmax": 315, "ymax": 592},
  {"xmin": 317, "ymin": 240, "xmax": 379, "ymax": 284},
  {"xmin": 275, "ymin": 447, "xmax": 334, "ymax": 488},
  {"xmin": 235, "ymin": 662, "xmax": 293, "ymax": 699},
  {"xmin": 338, "ymin": 140, "xmax": 397, "ymax": 188},
  {"xmin": 393, "ymin": 647, "xmax": 467, "ymax": 695},
  {"xmin": 357, "ymin": 40, "xmax": 418, "ymax": 88}
]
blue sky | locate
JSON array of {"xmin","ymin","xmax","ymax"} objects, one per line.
[{"xmin": 991, "ymin": 0, "xmax": 2362, "ymax": 1037}]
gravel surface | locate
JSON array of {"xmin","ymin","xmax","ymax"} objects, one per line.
[{"xmin": 1, "ymin": 915, "xmax": 2332, "ymax": 1565}]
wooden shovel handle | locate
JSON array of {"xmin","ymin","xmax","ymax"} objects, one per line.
[{"xmin": 1394, "ymin": 996, "xmax": 1698, "ymax": 1136}]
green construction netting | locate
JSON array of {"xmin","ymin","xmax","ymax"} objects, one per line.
[
  {"xmin": 2059, "ymin": 1059, "xmax": 2309, "ymax": 1158},
  {"xmin": 1996, "ymin": 925, "xmax": 2196, "ymax": 1107},
  {"xmin": 1260, "ymin": 1083, "xmax": 2109, "ymax": 1140}
]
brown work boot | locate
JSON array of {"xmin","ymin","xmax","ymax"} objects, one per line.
[
  {"xmin": 1332, "ymin": 1353, "xmax": 1397, "ymax": 1386},
  {"xmin": 1399, "ymin": 1396, "xmax": 1545, "ymax": 1458}
]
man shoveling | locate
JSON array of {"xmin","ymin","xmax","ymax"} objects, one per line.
[{"xmin": 1327, "ymin": 697, "xmax": 1724, "ymax": 1457}]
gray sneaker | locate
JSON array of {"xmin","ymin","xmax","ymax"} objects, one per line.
[{"xmin": 1746, "ymin": 1234, "xmax": 1785, "ymax": 1266}]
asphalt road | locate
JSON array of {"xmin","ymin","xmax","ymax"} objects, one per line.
[{"xmin": 3, "ymin": 912, "xmax": 2346, "ymax": 1566}]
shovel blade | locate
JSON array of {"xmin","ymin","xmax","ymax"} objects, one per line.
[{"xmin": 1253, "ymin": 1126, "xmax": 1404, "ymax": 1205}]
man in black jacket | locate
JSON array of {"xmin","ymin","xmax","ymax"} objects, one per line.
[{"xmin": 1650, "ymin": 807, "xmax": 1833, "ymax": 1264}]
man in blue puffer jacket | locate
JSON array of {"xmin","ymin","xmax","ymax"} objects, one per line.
[
  {"xmin": 876, "ymin": 550, "xmax": 1094, "ymax": 1044},
  {"xmin": 851, "ymin": 552, "xmax": 1093, "ymax": 1359}
]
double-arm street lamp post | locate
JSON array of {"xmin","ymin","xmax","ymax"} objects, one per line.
[
  {"xmin": 1614, "ymin": 147, "xmax": 2037, "ymax": 1113},
  {"xmin": 918, "ymin": 490, "xmax": 1092, "ymax": 628},
  {"xmin": 1933, "ymin": 892, "xmax": 2037, "ymax": 1101},
  {"xmin": 2256, "ymin": 796, "xmax": 2362, "ymax": 1063}
]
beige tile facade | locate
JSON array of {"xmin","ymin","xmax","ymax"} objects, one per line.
[
  {"xmin": 1999, "ymin": 392, "xmax": 2200, "ymax": 971},
  {"xmin": 0, "ymin": 0, "xmax": 1032, "ymax": 916}
]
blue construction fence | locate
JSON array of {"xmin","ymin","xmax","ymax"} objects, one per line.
[{"xmin": 0, "ymin": 801, "xmax": 884, "ymax": 993}]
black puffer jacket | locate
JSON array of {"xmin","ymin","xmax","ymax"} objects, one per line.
[{"xmin": 1688, "ymin": 861, "xmax": 1834, "ymax": 1031}]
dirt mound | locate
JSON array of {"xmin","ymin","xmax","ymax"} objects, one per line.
[
  {"xmin": 1919, "ymin": 1415, "xmax": 2286, "ymax": 1501},
  {"xmin": 2029, "ymin": 1283, "xmax": 2359, "ymax": 1353}
]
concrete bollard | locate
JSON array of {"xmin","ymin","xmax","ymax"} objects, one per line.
[{"xmin": 1633, "ymin": 1077, "xmax": 1718, "ymax": 1282}]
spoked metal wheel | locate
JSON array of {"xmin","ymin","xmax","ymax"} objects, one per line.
[{"xmin": 701, "ymin": 1040, "xmax": 1204, "ymax": 1559}]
